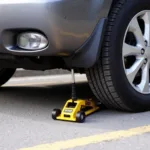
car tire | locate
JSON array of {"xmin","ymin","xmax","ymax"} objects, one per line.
[
  {"xmin": 86, "ymin": 0, "xmax": 150, "ymax": 112},
  {"xmin": 0, "ymin": 69, "xmax": 16, "ymax": 86}
]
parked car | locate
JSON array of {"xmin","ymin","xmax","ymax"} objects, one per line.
[{"xmin": 0, "ymin": 0, "xmax": 150, "ymax": 112}]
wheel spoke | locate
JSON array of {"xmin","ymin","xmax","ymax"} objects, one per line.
[
  {"xmin": 123, "ymin": 43, "xmax": 141, "ymax": 57},
  {"xmin": 129, "ymin": 17, "xmax": 145, "ymax": 48},
  {"xmin": 142, "ymin": 12, "xmax": 150, "ymax": 46},
  {"xmin": 126, "ymin": 58, "xmax": 145, "ymax": 83},
  {"xmin": 137, "ymin": 62, "xmax": 150, "ymax": 93},
  {"xmin": 123, "ymin": 11, "xmax": 150, "ymax": 94}
]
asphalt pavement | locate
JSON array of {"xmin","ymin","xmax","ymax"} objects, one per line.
[{"xmin": 0, "ymin": 74, "xmax": 150, "ymax": 150}]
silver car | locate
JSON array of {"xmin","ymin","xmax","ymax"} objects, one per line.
[{"xmin": 0, "ymin": 0, "xmax": 150, "ymax": 112}]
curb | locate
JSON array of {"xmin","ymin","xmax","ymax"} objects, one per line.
[
  {"xmin": 13, "ymin": 69, "xmax": 70, "ymax": 77},
  {"xmin": 6, "ymin": 74, "xmax": 87, "ymax": 86}
]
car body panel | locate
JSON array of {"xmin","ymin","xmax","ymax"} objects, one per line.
[{"xmin": 0, "ymin": 0, "xmax": 112, "ymax": 57}]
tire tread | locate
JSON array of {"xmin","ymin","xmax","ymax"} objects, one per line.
[{"xmin": 86, "ymin": 0, "xmax": 132, "ymax": 111}]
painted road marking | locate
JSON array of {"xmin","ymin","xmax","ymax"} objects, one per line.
[{"xmin": 20, "ymin": 125, "xmax": 150, "ymax": 150}]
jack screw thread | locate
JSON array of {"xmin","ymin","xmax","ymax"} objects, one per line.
[
  {"xmin": 72, "ymin": 82, "xmax": 77, "ymax": 101},
  {"xmin": 71, "ymin": 69, "xmax": 77, "ymax": 101}
]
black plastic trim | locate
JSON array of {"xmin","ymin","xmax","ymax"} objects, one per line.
[{"xmin": 64, "ymin": 18, "xmax": 107, "ymax": 68}]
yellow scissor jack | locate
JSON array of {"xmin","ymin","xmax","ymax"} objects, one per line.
[{"xmin": 52, "ymin": 69, "xmax": 100, "ymax": 123}]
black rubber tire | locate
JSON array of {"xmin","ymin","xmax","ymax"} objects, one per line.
[
  {"xmin": 0, "ymin": 69, "xmax": 16, "ymax": 86},
  {"xmin": 52, "ymin": 109, "xmax": 61, "ymax": 120},
  {"xmin": 76, "ymin": 111, "xmax": 86, "ymax": 123},
  {"xmin": 86, "ymin": 0, "xmax": 150, "ymax": 112}
]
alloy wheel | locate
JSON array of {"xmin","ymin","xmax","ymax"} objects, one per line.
[{"xmin": 123, "ymin": 10, "xmax": 150, "ymax": 94}]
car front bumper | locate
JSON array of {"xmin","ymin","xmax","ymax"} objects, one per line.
[{"xmin": 0, "ymin": 0, "xmax": 110, "ymax": 57}]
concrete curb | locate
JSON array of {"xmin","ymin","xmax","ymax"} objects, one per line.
[
  {"xmin": 6, "ymin": 74, "xmax": 87, "ymax": 86},
  {"xmin": 13, "ymin": 69, "xmax": 70, "ymax": 77}
]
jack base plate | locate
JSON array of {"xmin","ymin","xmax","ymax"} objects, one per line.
[{"xmin": 52, "ymin": 99, "xmax": 100, "ymax": 123}]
